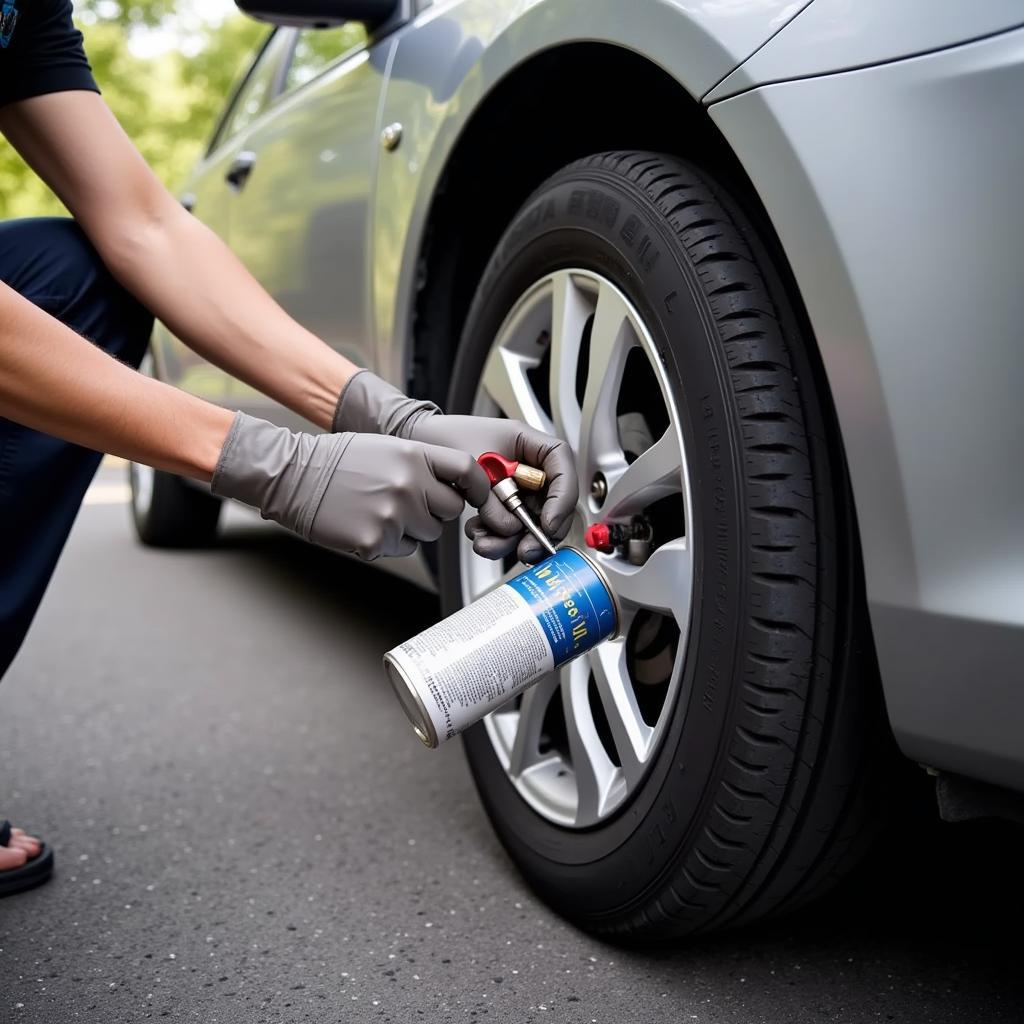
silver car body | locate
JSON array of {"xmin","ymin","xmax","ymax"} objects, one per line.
[{"xmin": 153, "ymin": 0, "xmax": 1024, "ymax": 792}]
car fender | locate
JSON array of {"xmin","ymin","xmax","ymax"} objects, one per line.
[{"xmin": 707, "ymin": 0, "xmax": 1024, "ymax": 101}]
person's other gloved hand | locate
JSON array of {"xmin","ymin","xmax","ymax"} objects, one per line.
[
  {"xmin": 332, "ymin": 371, "xmax": 578, "ymax": 563},
  {"xmin": 211, "ymin": 412, "xmax": 490, "ymax": 560}
]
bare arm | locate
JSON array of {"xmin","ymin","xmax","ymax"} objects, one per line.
[
  {"xmin": 0, "ymin": 280, "xmax": 493, "ymax": 562},
  {"xmin": 0, "ymin": 280, "xmax": 232, "ymax": 480},
  {"xmin": 0, "ymin": 91, "xmax": 358, "ymax": 430}
]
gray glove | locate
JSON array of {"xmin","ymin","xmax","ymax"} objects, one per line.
[
  {"xmin": 211, "ymin": 412, "xmax": 490, "ymax": 560},
  {"xmin": 332, "ymin": 371, "xmax": 578, "ymax": 563}
]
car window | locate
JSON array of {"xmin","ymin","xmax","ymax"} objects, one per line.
[
  {"xmin": 210, "ymin": 30, "xmax": 287, "ymax": 153},
  {"xmin": 283, "ymin": 24, "xmax": 369, "ymax": 95}
]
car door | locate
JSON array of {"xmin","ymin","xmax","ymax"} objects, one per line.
[
  {"xmin": 150, "ymin": 29, "xmax": 293, "ymax": 407},
  {"xmin": 225, "ymin": 23, "xmax": 386, "ymax": 430}
]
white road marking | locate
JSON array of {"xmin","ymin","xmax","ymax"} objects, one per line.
[{"xmin": 83, "ymin": 482, "xmax": 131, "ymax": 506}]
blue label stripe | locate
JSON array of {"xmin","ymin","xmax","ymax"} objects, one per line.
[{"xmin": 506, "ymin": 548, "xmax": 616, "ymax": 666}]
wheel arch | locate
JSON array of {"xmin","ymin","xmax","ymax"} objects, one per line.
[
  {"xmin": 371, "ymin": 0, "xmax": 813, "ymax": 394},
  {"xmin": 406, "ymin": 42, "xmax": 744, "ymax": 404},
  {"xmin": 404, "ymin": 43, "xmax": 793, "ymax": 406}
]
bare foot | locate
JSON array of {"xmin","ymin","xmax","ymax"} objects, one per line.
[{"xmin": 1, "ymin": 826, "xmax": 42, "ymax": 871}]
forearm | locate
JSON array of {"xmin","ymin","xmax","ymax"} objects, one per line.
[
  {"xmin": 0, "ymin": 282, "xmax": 232, "ymax": 480},
  {"xmin": 98, "ymin": 202, "xmax": 357, "ymax": 430}
]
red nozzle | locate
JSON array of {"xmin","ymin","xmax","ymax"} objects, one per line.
[
  {"xmin": 584, "ymin": 523, "xmax": 613, "ymax": 553},
  {"xmin": 477, "ymin": 451, "xmax": 519, "ymax": 486}
]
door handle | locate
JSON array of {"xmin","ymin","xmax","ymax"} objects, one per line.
[{"xmin": 225, "ymin": 150, "xmax": 257, "ymax": 191}]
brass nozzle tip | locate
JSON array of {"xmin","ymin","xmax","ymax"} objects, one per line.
[{"xmin": 513, "ymin": 464, "xmax": 546, "ymax": 491}]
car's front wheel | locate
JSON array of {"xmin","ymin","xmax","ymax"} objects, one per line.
[{"xmin": 439, "ymin": 151, "xmax": 885, "ymax": 938}]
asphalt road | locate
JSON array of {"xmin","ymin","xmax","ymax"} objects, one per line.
[{"xmin": 2, "ymin": 466, "xmax": 1023, "ymax": 1024}]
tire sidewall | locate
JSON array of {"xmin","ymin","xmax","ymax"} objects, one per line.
[{"xmin": 440, "ymin": 167, "xmax": 749, "ymax": 914}]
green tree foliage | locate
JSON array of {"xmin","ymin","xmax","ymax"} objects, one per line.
[{"xmin": 0, "ymin": 1, "xmax": 265, "ymax": 218}]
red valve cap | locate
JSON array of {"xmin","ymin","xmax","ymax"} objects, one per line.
[
  {"xmin": 477, "ymin": 451, "xmax": 519, "ymax": 486},
  {"xmin": 584, "ymin": 523, "xmax": 613, "ymax": 552}
]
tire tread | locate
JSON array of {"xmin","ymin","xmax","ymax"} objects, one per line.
[{"xmin": 563, "ymin": 151, "xmax": 882, "ymax": 938}]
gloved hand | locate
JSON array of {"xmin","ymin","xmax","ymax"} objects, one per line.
[
  {"xmin": 211, "ymin": 412, "xmax": 490, "ymax": 560},
  {"xmin": 332, "ymin": 371, "xmax": 578, "ymax": 563}
]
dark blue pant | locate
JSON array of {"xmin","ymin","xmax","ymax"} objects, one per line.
[{"xmin": 0, "ymin": 219, "xmax": 153, "ymax": 680}]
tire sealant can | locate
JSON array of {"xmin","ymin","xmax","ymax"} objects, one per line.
[
  {"xmin": 384, "ymin": 545, "xmax": 618, "ymax": 748},
  {"xmin": 385, "ymin": 451, "xmax": 620, "ymax": 747}
]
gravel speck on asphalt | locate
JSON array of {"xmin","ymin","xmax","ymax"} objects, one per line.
[{"xmin": 1, "ymin": 472, "xmax": 1024, "ymax": 1023}]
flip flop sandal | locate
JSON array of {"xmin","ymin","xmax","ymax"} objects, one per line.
[{"xmin": 0, "ymin": 819, "xmax": 54, "ymax": 897}]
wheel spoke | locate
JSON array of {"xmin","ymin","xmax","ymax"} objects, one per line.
[
  {"xmin": 602, "ymin": 427, "xmax": 684, "ymax": 519},
  {"xmin": 577, "ymin": 280, "xmax": 636, "ymax": 482},
  {"xmin": 548, "ymin": 271, "xmax": 589, "ymax": 449},
  {"xmin": 507, "ymin": 672, "xmax": 560, "ymax": 777},
  {"xmin": 588, "ymin": 640, "xmax": 654, "ymax": 787},
  {"xmin": 460, "ymin": 548, "xmax": 523, "ymax": 602},
  {"xmin": 480, "ymin": 343, "xmax": 553, "ymax": 433},
  {"xmin": 599, "ymin": 537, "xmax": 692, "ymax": 624},
  {"xmin": 560, "ymin": 658, "xmax": 617, "ymax": 826}
]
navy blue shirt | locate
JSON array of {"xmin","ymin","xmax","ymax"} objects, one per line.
[{"xmin": 0, "ymin": 0, "xmax": 98, "ymax": 107}]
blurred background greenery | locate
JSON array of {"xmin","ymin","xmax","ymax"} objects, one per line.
[{"xmin": 0, "ymin": 0, "xmax": 266, "ymax": 218}]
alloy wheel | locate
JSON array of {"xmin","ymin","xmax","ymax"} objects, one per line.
[{"xmin": 459, "ymin": 269, "xmax": 695, "ymax": 828}]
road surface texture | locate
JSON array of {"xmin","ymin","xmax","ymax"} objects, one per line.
[{"xmin": 1, "ymin": 465, "xmax": 1022, "ymax": 1023}]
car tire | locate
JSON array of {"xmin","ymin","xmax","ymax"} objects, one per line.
[
  {"xmin": 438, "ymin": 151, "xmax": 890, "ymax": 938},
  {"xmin": 128, "ymin": 459, "xmax": 222, "ymax": 548}
]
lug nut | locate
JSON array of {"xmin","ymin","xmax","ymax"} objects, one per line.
[{"xmin": 590, "ymin": 472, "xmax": 607, "ymax": 505}]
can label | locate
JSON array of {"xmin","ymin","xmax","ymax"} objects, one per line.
[
  {"xmin": 505, "ymin": 548, "xmax": 616, "ymax": 665},
  {"xmin": 385, "ymin": 548, "xmax": 616, "ymax": 746}
]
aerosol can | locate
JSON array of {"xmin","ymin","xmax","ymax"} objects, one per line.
[{"xmin": 384, "ymin": 453, "xmax": 620, "ymax": 748}]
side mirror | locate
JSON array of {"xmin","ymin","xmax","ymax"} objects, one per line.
[{"xmin": 234, "ymin": 0, "xmax": 398, "ymax": 29}]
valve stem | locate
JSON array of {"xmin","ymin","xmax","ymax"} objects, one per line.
[{"xmin": 584, "ymin": 516, "xmax": 654, "ymax": 565}]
